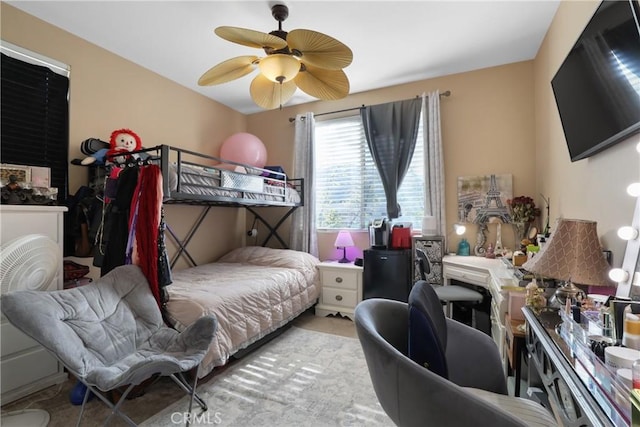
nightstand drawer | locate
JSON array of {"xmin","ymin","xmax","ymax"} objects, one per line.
[
  {"xmin": 322, "ymin": 287, "xmax": 357, "ymax": 308},
  {"xmin": 321, "ymin": 269, "xmax": 358, "ymax": 290}
]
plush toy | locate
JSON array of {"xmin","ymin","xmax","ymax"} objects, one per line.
[
  {"xmin": 106, "ymin": 128, "xmax": 142, "ymax": 164},
  {"xmin": 78, "ymin": 138, "xmax": 110, "ymax": 166},
  {"xmin": 80, "ymin": 148, "xmax": 109, "ymax": 166},
  {"xmin": 78, "ymin": 130, "xmax": 142, "ymax": 166}
]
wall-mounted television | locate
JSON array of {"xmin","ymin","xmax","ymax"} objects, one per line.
[{"xmin": 551, "ymin": 0, "xmax": 640, "ymax": 162}]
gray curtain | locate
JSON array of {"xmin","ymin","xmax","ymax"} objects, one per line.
[
  {"xmin": 422, "ymin": 91, "xmax": 446, "ymax": 236},
  {"xmin": 290, "ymin": 112, "xmax": 318, "ymax": 256},
  {"xmin": 360, "ymin": 98, "xmax": 422, "ymax": 219}
]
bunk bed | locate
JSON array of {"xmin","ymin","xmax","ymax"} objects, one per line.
[
  {"xmin": 118, "ymin": 144, "xmax": 305, "ymax": 264},
  {"xmin": 112, "ymin": 144, "xmax": 319, "ymax": 378}
]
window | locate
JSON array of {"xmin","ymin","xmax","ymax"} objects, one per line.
[
  {"xmin": 1, "ymin": 42, "xmax": 70, "ymax": 203},
  {"xmin": 315, "ymin": 114, "xmax": 425, "ymax": 230}
]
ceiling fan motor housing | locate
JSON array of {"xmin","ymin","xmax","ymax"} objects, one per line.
[{"xmin": 199, "ymin": 2, "xmax": 352, "ymax": 109}]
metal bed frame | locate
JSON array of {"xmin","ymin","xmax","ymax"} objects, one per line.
[{"xmin": 114, "ymin": 144, "xmax": 304, "ymax": 267}]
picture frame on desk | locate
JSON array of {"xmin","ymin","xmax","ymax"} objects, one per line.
[{"xmin": 0, "ymin": 163, "xmax": 31, "ymax": 185}]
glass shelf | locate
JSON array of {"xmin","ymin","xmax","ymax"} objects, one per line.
[{"xmin": 556, "ymin": 309, "xmax": 631, "ymax": 426}]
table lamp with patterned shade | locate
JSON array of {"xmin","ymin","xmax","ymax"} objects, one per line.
[{"xmin": 522, "ymin": 218, "xmax": 612, "ymax": 305}]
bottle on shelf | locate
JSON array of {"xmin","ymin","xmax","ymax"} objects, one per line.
[{"xmin": 457, "ymin": 238, "xmax": 470, "ymax": 256}]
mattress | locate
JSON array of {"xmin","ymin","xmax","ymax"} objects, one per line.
[
  {"xmin": 166, "ymin": 162, "xmax": 301, "ymax": 204},
  {"xmin": 164, "ymin": 246, "xmax": 320, "ymax": 377}
]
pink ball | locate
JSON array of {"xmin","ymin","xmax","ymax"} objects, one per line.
[{"xmin": 220, "ymin": 133, "xmax": 267, "ymax": 168}]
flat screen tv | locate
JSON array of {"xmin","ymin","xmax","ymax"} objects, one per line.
[{"xmin": 551, "ymin": 0, "xmax": 640, "ymax": 162}]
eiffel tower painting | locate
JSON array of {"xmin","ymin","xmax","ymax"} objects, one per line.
[{"xmin": 457, "ymin": 174, "xmax": 513, "ymax": 224}]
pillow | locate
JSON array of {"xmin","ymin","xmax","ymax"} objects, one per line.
[
  {"xmin": 219, "ymin": 246, "xmax": 320, "ymax": 271},
  {"xmin": 408, "ymin": 281, "xmax": 448, "ymax": 378}
]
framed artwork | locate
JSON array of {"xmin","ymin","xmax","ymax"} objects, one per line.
[
  {"xmin": 457, "ymin": 174, "xmax": 513, "ymax": 224},
  {"xmin": 0, "ymin": 164, "xmax": 31, "ymax": 185},
  {"xmin": 30, "ymin": 166, "xmax": 51, "ymax": 187}
]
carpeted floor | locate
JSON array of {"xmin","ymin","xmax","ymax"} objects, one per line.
[{"xmin": 0, "ymin": 310, "xmax": 372, "ymax": 426}]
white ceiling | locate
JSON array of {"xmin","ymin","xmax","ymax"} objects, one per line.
[{"xmin": 6, "ymin": 0, "xmax": 561, "ymax": 115}]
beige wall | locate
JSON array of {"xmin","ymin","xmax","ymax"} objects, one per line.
[
  {"xmin": 248, "ymin": 61, "xmax": 537, "ymax": 259},
  {"xmin": 1, "ymin": 3, "xmax": 249, "ymax": 268},
  {"xmin": 4, "ymin": 1, "xmax": 637, "ymax": 269},
  {"xmin": 533, "ymin": 0, "xmax": 640, "ymax": 268}
]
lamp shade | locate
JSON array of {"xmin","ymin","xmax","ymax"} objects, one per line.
[
  {"xmin": 334, "ymin": 230, "xmax": 355, "ymax": 248},
  {"xmin": 259, "ymin": 54, "xmax": 300, "ymax": 83},
  {"xmin": 522, "ymin": 218, "xmax": 611, "ymax": 286}
]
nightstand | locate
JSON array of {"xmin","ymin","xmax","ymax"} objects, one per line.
[{"xmin": 315, "ymin": 261, "xmax": 363, "ymax": 321}]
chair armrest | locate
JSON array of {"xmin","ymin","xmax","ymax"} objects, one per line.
[{"xmin": 445, "ymin": 319, "xmax": 507, "ymax": 394}]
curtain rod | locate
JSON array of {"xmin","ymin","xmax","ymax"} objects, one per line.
[{"xmin": 288, "ymin": 90, "xmax": 451, "ymax": 123}]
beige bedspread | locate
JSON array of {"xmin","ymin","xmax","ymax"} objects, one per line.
[{"xmin": 165, "ymin": 246, "xmax": 320, "ymax": 377}]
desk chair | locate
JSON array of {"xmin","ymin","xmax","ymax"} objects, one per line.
[
  {"xmin": 416, "ymin": 247, "xmax": 483, "ymax": 318},
  {"xmin": 1, "ymin": 265, "xmax": 217, "ymax": 427},
  {"xmin": 354, "ymin": 283, "xmax": 558, "ymax": 427}
]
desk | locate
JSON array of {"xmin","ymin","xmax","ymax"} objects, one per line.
[
  {"xmin": 523, "ymin": 306, "xmax": 630, "ymax": 426},
  {"xmin": 442, "ymin": 256, "xmax": 520, "ymax": 363},
  {"xmin": 504, "ymin": 314, "xmax": 526, "ymax": 397}
]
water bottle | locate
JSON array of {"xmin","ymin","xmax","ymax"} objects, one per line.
[{"xmin": 457, "ymin": 238, "xmax": 470, "ymax": 256}]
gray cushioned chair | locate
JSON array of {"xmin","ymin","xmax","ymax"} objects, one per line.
[
  {"xmin": 415, "ymin": 247, "xmax": 483, "ymax": 318},
  {"xmin": 1, "ymin": 264, "xmax": 217, "ymax": 427},
  {"xmin": 354, "ymin": 281, "xmax": 558, "ymax": 427}
]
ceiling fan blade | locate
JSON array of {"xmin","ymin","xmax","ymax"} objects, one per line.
[
  {"xmin": 250, "ymin": 74, "xmax": 297, "ymax": 110},
  {"xmin": 215, "ymin": 26, "xmax": 288, "ymax": 50},
  {"xmin": 198, "ymin": 56, "xmax": 258, "ymax": 86},
  {"xmin": 295, "ymin": 65, "xmax": 350, "ymax": 100},
  {"xmin": 287, "ymin": 29, "xmax": 353, "ymax": 70}
]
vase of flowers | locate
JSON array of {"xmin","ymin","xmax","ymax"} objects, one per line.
[{"xmin": 507, "ymin": 196, "xmax": 540, "ymax": 246}]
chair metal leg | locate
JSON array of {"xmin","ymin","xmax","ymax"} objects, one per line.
[
  {"xmin": 171, "ymin": 372, "xmax": 208, "ymax": 412},
  {"xmin": 75, "ymin": 386, "xmax": 92, "ymax": 427},
  {"xmin": 74, "ymin": 382, "xmax": 137, "ymax": 427},
  {"xmin": 75, "ymin": 373, "xmax": 208, "ymax": 427},
  {"xmin": 102, "ymin": 383, "xmax": 138, "ymax": 427}
]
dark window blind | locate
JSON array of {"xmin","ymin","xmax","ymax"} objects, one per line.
[{"xmin": 1, "ymin": 52, "xmax": 69, "ymax": 202}]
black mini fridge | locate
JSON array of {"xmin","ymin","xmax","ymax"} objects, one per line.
[{"xmin": 363, "ymin": 249, "xmax": 412, "ymax": 302}]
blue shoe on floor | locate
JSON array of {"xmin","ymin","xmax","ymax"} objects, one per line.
[{"xmin": 69, "ymin": 381, "xmax": 94, "ymax": 405}]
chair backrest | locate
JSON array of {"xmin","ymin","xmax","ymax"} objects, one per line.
[
  {"xmin": 407, "ymin": 280, "xmax": 448, "ymax": 377},
  {"xmin": 1, "ymin": 265, "xmax": 164, "ymax": 379},
  {"xmin": 354, "ymin": 298, "xmax": 527, "ymax": 427}
]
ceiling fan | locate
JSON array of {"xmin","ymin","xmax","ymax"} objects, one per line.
[{"xmin": 198, "ymin": 4, "xmax": 353, "ymax": 110}]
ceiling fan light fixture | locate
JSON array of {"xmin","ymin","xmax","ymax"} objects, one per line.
[
  {"xmin": 202, "ymin": 4, "xmax": 352, "ymax": 110},
  {"xmin": 259, "ymin": 54, "xmax": 300, "ymax": 83}
]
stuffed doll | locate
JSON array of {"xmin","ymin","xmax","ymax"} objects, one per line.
[{"xmin": 106, "ymin": 128, "xmax": 142, "ymax": 164}]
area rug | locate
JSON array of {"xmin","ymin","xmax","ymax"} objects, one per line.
[{"xmin": 141, "ymin": 326, "xmax": 393, "ymax": 426}]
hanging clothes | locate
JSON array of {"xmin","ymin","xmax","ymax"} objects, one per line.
[
  {"xmin": 100, "ymin": 167, "xmax": 139, "ymax": 276},
  {"xmin": 127, "ymin": 165, "xmax": 164, "ymax": 307}
]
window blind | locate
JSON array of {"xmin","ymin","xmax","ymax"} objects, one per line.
[
  {"xmin": 1, "ymin": 51, "xmax": 70, "ymax": 202},
  {"xmin": 315, "ymin": 114, "xmax": 425, "ymax": 230}
]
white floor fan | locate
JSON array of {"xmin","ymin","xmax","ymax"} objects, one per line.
[{"xmin": 1, "ymin": 234, "xmax": 61, "ymax": 427}]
